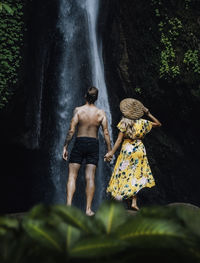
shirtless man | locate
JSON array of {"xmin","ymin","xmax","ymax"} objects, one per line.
[{"xmin": 62, "ymin": 87, "xmax": 111, "ymax": 216}]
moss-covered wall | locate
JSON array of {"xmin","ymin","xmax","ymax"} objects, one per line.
[
  {"xmin": 0, "ymin": 0, "xmax": 200, "ymax": 212},
  {"xmin": 103, "ymin": 0, "xmax": 200, "ymax": 206},
  {"xmin": 0, "ymin": 0, "xmax": 25, "ymax": 109}
]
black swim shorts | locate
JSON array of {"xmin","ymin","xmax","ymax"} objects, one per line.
[{"xmin": 69, "ymin": 137, "xmax": 99, "ymax": 166}]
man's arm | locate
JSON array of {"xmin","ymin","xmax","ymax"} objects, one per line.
[
  {"xmin": 62, "ymin": 108, "xmax": 79, "ymax": 160},
  {"xmin": 104, "ymin": 131, "xmax": 124, "ymax": 162},
  {"xmin": 101, "ymin": 111, "xmax": 111, "ymax": 152}
]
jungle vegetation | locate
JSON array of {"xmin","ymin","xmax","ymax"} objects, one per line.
[
  {"xmin": 0, "ymin": 0, "xmax": 200, "ymax": 109},
  {"xmin": 0, "ymin": 201, "xmax": 200, "ymax": 263}
]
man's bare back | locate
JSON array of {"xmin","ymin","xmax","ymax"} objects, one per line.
[
  {"xmin": 62, "ymin": 86, "xmax": 111, "ymax": 216},
  {"xmin": 63, "ymin": 102, "xmax": 110, "ymax": 160},
  {"xmin": 75, "ymin": 104, "xmax": 106, "ymax": 138}
]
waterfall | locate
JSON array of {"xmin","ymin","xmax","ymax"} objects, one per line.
[
  {"xmin": 54, "ymin": 0, "xmax": 113, "ymax": 210},
  {"xmin": 26, "ymin": 0, "xmax": 113, "ymax": 211},
  {"xmin": 84, "ymin": 0, "xmax": 114, "ymax": 206},
  {"xmin": 85, "ymin": 0, "xmax": 113, "ymax": 140}
]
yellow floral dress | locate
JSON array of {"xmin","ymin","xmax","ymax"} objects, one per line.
[{"xmin": 107, "ymin": 118, "xmax": 155, "ymax": 199}]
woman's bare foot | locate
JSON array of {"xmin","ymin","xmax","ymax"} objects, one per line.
[
  {"xmin": 131, "ymin": 195, "xmax": 139, "ymax": 211},
  {"xmin": 86, "ymin": 209, "xmax": 95, "ymax": 216},
  {"xmin": 131, "ymin": 204, "xmax": 139, "ymax": 211}
]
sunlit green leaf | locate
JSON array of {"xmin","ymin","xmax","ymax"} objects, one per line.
[
  {"xmin": 57, "ymin": 222, "xmax": 81, "ymax": 250},
  {"xmin": 175, "ymin": 205, "xmax": 200, "ymax": 238},
  {"xmin": 51, "ymin": 205, "xmax": 96, "ymax": 234},
  {"xmin": 95, "ymin": 200, "xmax": 128, "ymax": 234},
  {"xmin": 2, "ymin": 3, "xmax": 13, "ymax": 15},
  {"xmin": 27, "ymin": 204, "xmax": 49, "ymax": 218},
  {"xmin": 69, "ymin": 236, "xmax": 126, "ymax": 258},
  {"xmin": 116, "ymin": 216, "xmax": 190, "ymax": 249},
  {"xmin": 22, "ymin": 219, "xmax": 62, "ymax": 252},
  {"xmin": 0, "ymin": 216, "xmax": 19, "ymax": 229}
]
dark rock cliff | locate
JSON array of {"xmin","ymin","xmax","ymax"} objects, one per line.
[
  {"xmin": 102, "ymin": 0, "xmax": 200, "ymax": 207},
  {"xmin": 1, "ymin": 0, "xmax": 200, "ymax": 213},
  {"xmin": 0, "ymin": 0, "xmax": 60, "ymax": 213}
]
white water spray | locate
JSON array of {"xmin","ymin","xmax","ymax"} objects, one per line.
[
  {"xmin": 45, "ymin": 0, "xmax": 114, "ymax": 208},
  {"xmin": 85, "ymin": 0, "xmax": 113, "ymax": 139}
]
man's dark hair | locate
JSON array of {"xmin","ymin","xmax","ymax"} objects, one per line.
[{"xmin": 85, "ymin": 86, "xmax": 98, "ymax": 104}]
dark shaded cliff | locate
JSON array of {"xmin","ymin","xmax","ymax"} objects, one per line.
[
  {"xmin": 1, "ymin": 0, "xmax": 200, "ymax": 213},
  {"xmin": 102, "ymin": 0, "xmax": 200, "ymax": 207},
  {"xmin": 0, "ymin": 0, "xmax": 60, "ymax": 213}
]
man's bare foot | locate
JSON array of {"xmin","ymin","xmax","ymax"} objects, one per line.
[{"xmin": 86, "ymin": 209, "xmax": 95, "ymax": 216}]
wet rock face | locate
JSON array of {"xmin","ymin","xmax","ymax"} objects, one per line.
[
  {"xmin": 102, "ymin": 0, "xmax": 200, "ymax": 206},
  {"xmin": 1, "ymin": 0, "xmax": 200, "ymax": 213},
  {"xmin": 0, "ymin": 0, "xmax": 61, "ymax": 213}
]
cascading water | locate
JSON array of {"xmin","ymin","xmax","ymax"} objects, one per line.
[
  {"xmin": 27, "ymin": 0, "xmax": 113, "ymax": 211},
  {"xmin": 56, "ymin": 0, "xmax": 113, "ymax": 210},
  {"xmin": 84, "ymin": 0, "xmax": 114, "ymax": 206},
  {"xmin": 85, "ymin": 0, "xmax": 113, "ymax": 141}
]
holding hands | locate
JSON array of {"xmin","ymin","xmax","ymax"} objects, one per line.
[
  {"xmin": 104, "ymin": 151, "xmax": 114, "ymax": 162},
  {"xmin": 104, "ymin": 131, "xmax": 124, "ymax": 162}
]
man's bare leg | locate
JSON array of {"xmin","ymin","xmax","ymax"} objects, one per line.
[
  {"xmin": 85, "ymin": 164, "xmax": 96, "ymax": 216},
  {"xmin": 66, "ymin": 163, "xmax": 81, "ymax": 206}
]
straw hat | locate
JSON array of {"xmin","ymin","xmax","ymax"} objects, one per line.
[{"xmin": 119, "ymin": 98, "xmax": 146, "ymax": 120}]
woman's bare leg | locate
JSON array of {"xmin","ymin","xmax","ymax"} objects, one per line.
[{"xmin": 131, "ymin": 195, "xmax": 139, "ymax": 210}]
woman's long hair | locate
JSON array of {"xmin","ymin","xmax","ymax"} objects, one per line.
[{"xmin": 120, "ymin": 117, "xmax": 136, "ymax": 139}]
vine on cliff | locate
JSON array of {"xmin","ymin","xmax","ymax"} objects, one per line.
[
  {"xmin": 152, "ymin": 0, "xmax": 200, "ymax": 84},
  {"xmin": 0, "ymin": 0, "xmax": 25, "ymax": 109}
]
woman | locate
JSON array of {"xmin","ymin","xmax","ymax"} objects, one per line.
[{"xmin": 105, "ymin": 98, "xmax": 161, "ymax": 210}]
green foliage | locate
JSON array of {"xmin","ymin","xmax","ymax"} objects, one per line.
[
  {"xmin": 159, "ymin": 18, "xmax": 182, "ymax": 78},
  {"xmin": 152, "ymin": 0, "xmax": 200, "ymax": 83},
  {"xmin": 0, "ymin": 0, "xmax": 24, "ymax": 109},
  {"xmin": 183, "ymin": 49, "xmax": 200, "ymax": 74},
  {"xmin": 51, "ymin": 204, "xmax": 98, "ymax": 234},
  {"xmin": 95, "ymin": 200, "xmax": 127, "ymax": 234},
  {"xmin": 0, "ymin": 2, "xmax": 13, "ymax": 14},
  {"xmin": 0, "ymin": 201, "xmax": 200, "ymax": 262}
]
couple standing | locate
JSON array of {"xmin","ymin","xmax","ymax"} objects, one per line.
[{"xmin": 62, "ymin": 87, "xmax": 161, "ymax": 215}]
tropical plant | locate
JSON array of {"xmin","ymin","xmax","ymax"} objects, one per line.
[
  {"xmin": 0, "ymin": 2, "xmax": 13, "ymax": 14},
  {"xmin": 152, "ymin": 0, "xmax": 200, "ymax": 83},
  {"xmin": 0, "ymin": 201, "xmax": 200, "ymax": 263},
  {"xmin": 0, "ymin": 0, "xmax": 24, "ymax": 109}
]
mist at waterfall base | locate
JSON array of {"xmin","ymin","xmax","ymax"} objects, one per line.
[{"xmin": 0, "ymin": 0, "xmax": 115, "ymax": 213}]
